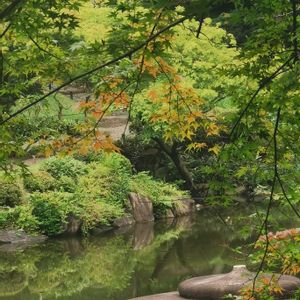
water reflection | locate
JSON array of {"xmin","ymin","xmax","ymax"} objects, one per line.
[{"xmin": 0, "ymin": 211, "xmax": 250, "ymax": 300}]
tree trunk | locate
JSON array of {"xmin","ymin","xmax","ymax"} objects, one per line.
[{"xmin": 153, "ymin": 138, "xmax": 196, "ymax": 192}]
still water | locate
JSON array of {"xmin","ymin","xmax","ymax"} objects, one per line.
[{"xmin": 0, "ymin": 208, "xmax": 296, "ymax": 300}]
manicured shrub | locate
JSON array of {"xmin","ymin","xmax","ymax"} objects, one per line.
[
  {"xmin": 0, "ymin": 177, "xmax": 22, "ymax": 207},
  {"xmin": 41, "ymin": 156, "xmax": 87, "ymax": 180},
  {"xmin": 78, "ymin": 162, "xmax": 130, "ymax": 207},
  {"xmin": 57, "ymin": 176, "xmax": 76, "ymax": 192},
  {"xmin": 30, "ymin": 192, "xmax": 76, "ymax": 236},
  {"xmin": 23, "ymin": 171, "xmax": 56, "ymax": 192}
]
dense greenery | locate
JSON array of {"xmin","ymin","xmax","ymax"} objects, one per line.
[
  {"xmin": 0, "ymin": 153, "xmax": 187, "ymax": 235},
  {"xmin": 1, "ymin": 0, "xmax": 300, "ymax": 298}
]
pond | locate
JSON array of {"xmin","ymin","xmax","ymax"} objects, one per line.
[{"xmin": 0, "ymin": 207, "xmax": 298, "ymax": 300}]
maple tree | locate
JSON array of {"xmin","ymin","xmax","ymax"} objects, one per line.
[{"xmin": 0, "ymin": 1, "xmax": 300, "ymax": 299}]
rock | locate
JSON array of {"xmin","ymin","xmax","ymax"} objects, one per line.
[
  {"xmin": 129, "ymin": 292, "xmax": 186, "ymax": 300},
  {"xmin": 172, "ymin": 199, "xmax": 195, "ymax": 217},
  {"xmin": 178, "ymin": 265, "xmax": 300, "ymax": 299},
  {"xmin": 62, "ymin": 214, "xmax": 82, "ymax": 235},
  {"xmin": 0, "ymin": 229, "xmax": 47, "ymax": 251},
  {"xmin": 113, "ymin": 215, "xmax": 135, "ymax": 228},
  {"xmin": 128, "ymin": 192, "xmax": 154, "ymax": 223}
]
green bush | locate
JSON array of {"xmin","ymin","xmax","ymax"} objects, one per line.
[
  {"xmin": 0, "ymin": 209, "xmax": 11, "ymax": 228},
  {"xmin": 23, "ymin": 171, "xmax": 56, "ymax": 192},
  {"xmin": 130, "ymin": 172, "xmax": 188, "ymax": 217},
  {"xmin": 78, "ymin": 162, "xmax": 130, "ymax": 207},
  {"xmin": 30, "ymin": 192, "xmax": 76, "ymax": 236},
  {"xmin": 57, "ymin": 176, "xmax": 76, "ymax": 192},
  {"xmin": 41, "ymin": 156, "xmax": 87, "ymax": 180},
  {"xmin": 0, "ymin": 177, "xmax": 22, "ymax": 207}
]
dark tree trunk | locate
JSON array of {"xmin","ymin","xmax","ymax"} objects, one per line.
[{"xmin": 153, "ymin": 138, "xmax": 196, "ymax": 193}]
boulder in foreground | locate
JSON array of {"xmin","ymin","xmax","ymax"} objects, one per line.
[{"xmin": 178, "ymin": 265, "xmax": 300, "ymax": 299}]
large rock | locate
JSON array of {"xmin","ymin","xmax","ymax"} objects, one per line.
[
  {"xmin": 172, "ymin": 199, "xmax": 195, "ymax": 217},
  {"xmin": 178, "ymin": 265, "xmax": 300, "ymax": 299},
  {"xmin": 0, "ymin": 229, "xmax": 47, "ymax": 251},
  {"xmin": 128, "ymin": 192, "xmax": 154, "ymax": 223}
]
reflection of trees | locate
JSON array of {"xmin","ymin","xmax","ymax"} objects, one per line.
[{"xmin": 0, "ymin": 209, "xmax": 259, "ymax": 300}]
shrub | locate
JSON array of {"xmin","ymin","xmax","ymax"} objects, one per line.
[
  {"xmin": 0, "ymin": 177, "xmax": 22, "ymax": 207},
  {"xmin": 30, "ymin": 192, "xmax": 76, "ymax": 236},
  {"xmin": 75, "ymin": 151, "xmax": 132, "ymax": 175},
  {"xmin": 57, "ymin": 176, "xmax": 76, "ymax": 192},
  {"xmin": 0, "ymin": 209, "xmax": 11, "ymax": 228},
  {"xmin": 12, "ymin": 205, "xmax": 39, "ymax": 232},
  {"xmin": 76, "ymin": 192, "xmax": 124, "ymax": 233},
  {"xmin": 130, "ymin": 172, "xmax": 188, "ymax": 217},
  {"xmin": 78, "ymin": 162, "xmax": 130, "ymax": 207},
  {"xmin": 41, "ymin": 156, "xmax": 87, "ymax": 180},
  {"xmin": 23, "ymin": 171, "xmax": 56, "ymax": 192}
]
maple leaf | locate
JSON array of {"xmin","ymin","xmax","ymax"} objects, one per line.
[{"xmin": 209, "ymin": 145, "xmax": 221, "ymax": 155}]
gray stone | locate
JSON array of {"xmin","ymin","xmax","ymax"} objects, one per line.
[
  {"xmin": 178, "ymin": 265, "xmax": 300, "ymax": 299},
  {"xmin": 0, "ymin": 229, "xmax": 47, "ymax": 251},
  {"xmin": 130, "ymin": 292, "xmax": 186, "ymax": 300},
  {"xmin": 113, "ymin": 215, "xmax": 135, "ymax": 228},
  {"xmin": 128, "ymin": 192, "xmax": 154, "ymax": 223},
  {"xmin": 172, "ymin": 199, "xmax": 195, "ymax": 217}
]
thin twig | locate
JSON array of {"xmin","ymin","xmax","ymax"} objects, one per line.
[
  {"xmin": 251, "ymin": 107, "xmax": 281, "ymax": 298},
  {"xmin": 229, "ymin": 57, "xmax": 293, "ymax": 140}
]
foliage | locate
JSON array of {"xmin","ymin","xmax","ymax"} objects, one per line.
[
  {"xmin": 30, "ymin": 192, "xmax": 76, "ymax": 236},
  {"xmin": 23, "ymin": 171, "xmax": 56, "ymax": 192},
  {"xmin": 130, "ymin": 171, "xmax": 188, "ymax": 216},
  {"xmin": 41, "ymin": 156, "xmax": 87, "ymax": 179},
  {"xmin": 0, "ymin": 176, "xmax": 22, "ymax": 207}
]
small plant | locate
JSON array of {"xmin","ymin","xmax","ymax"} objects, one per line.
[
  {"xmin": 0, "ymin": 176, "xmax": 22, "ymax": 207},
  {"xmin": 41, "ymin": 156, "xmax": 87, "ymax": 180},
  {"xmin": 30, "ymin": 192, "xmax": 76, "ymax": 236},
  {"xmin": 57, "ymin": 176, "xmax": 76, "ymax": 192},
  {"xmin": 23, "ymin": 171, "xmax": 56, "ymax": 192}
]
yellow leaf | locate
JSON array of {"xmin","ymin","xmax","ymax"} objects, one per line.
[{"xmin": 209, "ymin": 145, "xmax": 221, "ymax": 155}]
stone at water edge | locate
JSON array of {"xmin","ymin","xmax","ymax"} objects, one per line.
[
  {"xmin": 128, "ymin": 192, "xmax": 154, "ymax": 223},
  {"xmin": 178, "ymin": 265, "xmax": 300, "ymax": 299},
  {"xmin": 172, "ymin": 199, "xmax": 195, "ymax": 217},
  {"xmin": 0, "ymin": 229, "xmax": 47, "ymax": 246}
]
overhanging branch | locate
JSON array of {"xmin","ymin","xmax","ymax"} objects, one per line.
[{"xmin": 0, "ymin": 16, "xmax": 188, "ymax": 125}]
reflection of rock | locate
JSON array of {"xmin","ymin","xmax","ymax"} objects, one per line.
[
  {"xmin": 130, "ymin": 292, "xmax": 185, "ymax": 299},
  {"xmin": 172, "ymin": 199, "xmax": 195, "ymax": 217},
  {"xmin": 0, "ymin": 229, "xmax": 47, "ymax": 251},
  {"xmin": 178, "ymin": 265, "xmax": 300, "ymax": 299},
  {"xmin": 60, "ymin": 238, "xmax": 84, "ymax": 257},
  {"xmin": 129, "ymin": 193, "xmax": 154, "ymax": 222},
  {"xmin": 133, "ymin": 222, "xmax": 154, "ymax": 250},
  {"xmin": 62, "ymin": 214, "xmax": 82, "ymax": 235},
  {"xmin": 173, "ymin": 216, "xmax": 194, "ymax": 230}
]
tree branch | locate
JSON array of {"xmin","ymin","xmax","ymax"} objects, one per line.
[
  {"xmin": 0, "ymin": 16, "xmax": 188, "ymax": 125},
  {"xmin": 229, "ymin": 57, "xmax": 293, "ymax": 140},
  {"xmin": 0, "ymin": 0, "xmax": 24, "ymax": 21}
]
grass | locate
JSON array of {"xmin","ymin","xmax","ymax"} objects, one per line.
[{"xmin": 27, "ymin": 93, "xmax": 85, "ymax": 122}]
